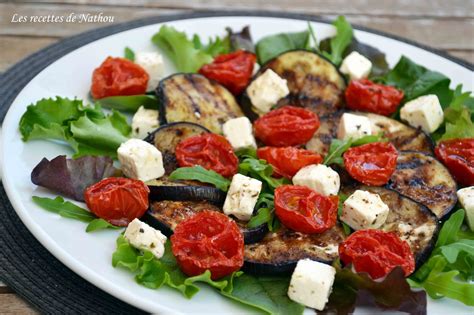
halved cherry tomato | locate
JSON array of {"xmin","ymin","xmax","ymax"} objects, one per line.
[
  {"xmin": 198, "ymin": 50, "xmax": 256, "ymax": 95},
  {"xmin": 339, "ymin": 229, "xmax": 415, "ymax": 279},
  {"xmin": 171, "ymin": 210, "xmax": 244, "ymax": 280},
  {"xmin": 175, "ymin": 133, "xmax": 238, "ymax": 177},
  {"xmin": 435, "ymin": 138, "xmax": 474, "ymax": 186},
  {"xmin": 345, "ymin": 79, "xmax": 404, "ymax": 116},
  {"xmin": 253, "ymin": 106, "xmax": 320, "ymax": 146},
  {"xmin": 91, "ymin": 57, "xmax": 149, "ymax": 99},
  {"xmin": 343, "ymin": 142, "xmax": 398, "ymax": 186},
  {"xmin": 84, "ymin": 177, "xmax": 149, "ymax": 226},
  {"xmin": 257, "ymin": 147, "xmax": 323, "ymax": 179},
  {"xmin": 274, "ymin": 185, "xmax": 338, "ymax": 234}
]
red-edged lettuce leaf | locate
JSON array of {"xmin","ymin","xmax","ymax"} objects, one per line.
[
  {"xmin": 320, "ymin": 264, "xmax": 426, "ymax": 315},
  {"xmin": 31, "ymin": 155, "xmax": 118, "ymax": 201}
]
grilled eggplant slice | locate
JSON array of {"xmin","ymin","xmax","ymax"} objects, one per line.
[
  {"xmin": 244, "ymin": 224, "xmax": 346, "ymax": 275},
  {"xmin": 145, "ymin": 200, "xmax": 267, "ymax": 244},
  {"xmin": 144, "ymin": 122, "xmax": 209, "ymax": 174},
  {"xmin": 146, "ymin": 177, "xmax": 226, "ymax": 206},
  {"xmin": 241, "ymin": 50, "xmax": 346, "ymax": 120},
  {"xmin": 156, "ymin": 73, "xmax": 244, "ymax": 133},
  {"xmin": 387, "ymin": 151, "xmax": 457, "ymax": 219},
  {"xmin": 341, "ymin": 185, "xmax": 439, "ymax": 267},
  {"xmin": 305, "ymin": 111, "xmax": 433, "ymax": 156}
]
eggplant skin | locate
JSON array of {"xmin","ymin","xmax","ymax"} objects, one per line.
[
  {"xmin": 156, "ymin": 73, "xmax": 243, "ymax": 133},
  {"xmin": 387, "ymin": 151, "xmax": 458, "ymax": 219},
  {"xmin": 341, "ymin": 185, "xmax": 439, "ymax": 269},
  {"xmin": 243, "ymin": 224, "xmax": 346, "ymax": 276},
  {"xmin": 146, "ymin": 200, "xmax": 267, "ymax": 244},
  {"xmin": 144, "ymin": 122, "xmax": 209, "ymax": 174},
  {"xmin": 305, "ymin": 111, "xmax": 434, "ymax": 156}
]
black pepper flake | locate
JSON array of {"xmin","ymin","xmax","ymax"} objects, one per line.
[{"xmin": 139, "ymin": 228, "xmax": 144, "ymax": 233}]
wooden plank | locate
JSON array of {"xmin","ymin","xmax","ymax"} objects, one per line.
[
  {"xmin": 1, "ymin": 3, "xmax": 472, "ymax": 50},
  {"xmin": 447, "ymin": 50, "xmax": 474, "ymax": 64},
  {"xmin": 0, "ymin": 36, "xmax": 58, "ymax": 72},
  {"xmin": 15, "ymin": 0, "xmax": 474, "ymax": 18},
  {"xmin": 0, "ymin": 294, "xmax": 38, "ymax": 314}
]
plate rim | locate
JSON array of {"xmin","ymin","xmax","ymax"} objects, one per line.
[{"xmin": 1, "ymin": 11, "xmax": 473, "ymax": 314}]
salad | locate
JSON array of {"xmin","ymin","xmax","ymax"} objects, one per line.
[{"xmin": 17, "ymin": 16, "xmax": 473, "ymax": 314}]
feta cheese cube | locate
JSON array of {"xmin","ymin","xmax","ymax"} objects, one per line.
[
  {"xmin": 457, "ymin": 186, "xmax": 474, "ymax": 230},
  {"xmin": 340, "ymin": 190, "xmax": 389, "ymax": 230},
  {"xmin": 117, "ymin": 138, "xmax": 165, "ymax": 182},
  {"xmin": 292, "ymin": 164, "xmax": 340, "ymax": 196},
  {"xmin": 134, "ymin": 51, "xmax": 164, "ymax": 91},
  {"xmin": 337, "ymin": 113, "xmax": 372, "ymax": 141},
  {"xmin": 223, "ymin": 173, "xmax": 262, "ymax": 221},
  {"xmin": 131, "ymin": 106, "xmax": 159, "ymax": 139},
  {"xmin": 124, "ymin": 218, "xmax": 167, "ymax": 259},
  {"xmin": 400, "ymin": 94, "xmax": 444, "ymax": 133},
  {"xmin": 339, "ymin": 51, "xmax": 372, "ymax": 80},
  {"xmin": 222, "ymin": 117, "xmax": 257, "ymax": 151},
  {"xmin": 288, "ymin": 259, "xmax": 336, "ymax": 311},
  {"xmin": 246, "ymin": 69, "xmax": 289, "ymax": 113}
]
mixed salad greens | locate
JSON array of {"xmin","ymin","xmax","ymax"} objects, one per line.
[{"xmin": 16, "ymin": 15, "xmax": 474, "ymax": 314}]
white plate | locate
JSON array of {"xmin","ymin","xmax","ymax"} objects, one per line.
[{"xmin": 1, "ymin": 15, "xmax": 473, "ymax": 314}]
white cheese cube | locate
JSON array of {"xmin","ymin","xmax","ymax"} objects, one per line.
[
  {"xmin": 223, "ymin": 173, "xmax": 262, "ymax": 221},
  {"xmin": 124, "ymin": 218, "xmax": 167, "ymax": 259},
  {"xmin": 288, "ymin": 259, "xmax": 336, "ymax": 311},
  {"xmin": 340, "ymin": 190, "xmax": 389, "ymax": 230},
  {"xmin": 457, "ymin": 186, "xmax": 474, "ymax": 231},
  {"xmin": 339, "ymin": 51, "xmax": 372, "ymax": 80},
  {"xmin": 400, "ymin": 94, "xmax": 444, "ymax": 133},
  {"xmin": 337, "ymin": 113, "xmax": 372, "ymax": 141},
  {"xmin": 131, "ymin": 106, "xmax": 159, "ymax": 139},
  {"xmin": 246, "ymin": 69, "xmax": 289, "ymax": 113},
  {"xmin": 292, "ymin": 164, "xmax": 340, "ymax": 196},
  {"xmin": 117, "ymin": 138, "xmax": 165, "ymax": 182},
  {"xmin": 222, "ymin": 117, "xmax": 257, "ymax": 151},
  {"xmin": 134, "ymin": 51, "xmax": 164, "ymax": 91}
]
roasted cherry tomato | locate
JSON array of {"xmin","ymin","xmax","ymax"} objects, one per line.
[
  {"xmin": 171, "ymin": 210, "xmax": 244, "ymax": 280},
  {"xmin": 345, "ymin": 79, "xmax": 404, "ymax": 116},
  {"xmin": 91, "ymin": 57, "xmax": 149, "ymax": 99},
  {"xmin": 257, "ymin": 147, "xmax": 323, "ymax": 179},
  {"xmin": 84, "ymin": 177, "xmax": 149, "ymax": 226},
  {"xmin": 175, "ymin": 133, "xmax": 238, "ymax": 177},
  {"xmin": 254, "ymin": 106, "xmax": 320, "ymax": 146},
  {"xmin": 339, "ymin": 229, "xmax": 415, "ymax": 279},
  {"xmin": 343, "ymin": 142, "xmax": 398, "ymax": 186},
  {"xmin": 274, "ymin": 185, "xmax": 338, "ymax": 234},
  {"xmin": 435, "ymin": 138, "xmax": 474, "ymax": 186},
  {"xmin": 198, "ymin": 50, "xmax": 256, "ymax": 95}
]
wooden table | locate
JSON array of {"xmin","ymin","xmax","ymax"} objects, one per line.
[{"xmin": 0, "ymin": 0, "xmax": 473, "ymax": 313}]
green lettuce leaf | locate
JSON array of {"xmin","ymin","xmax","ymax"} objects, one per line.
[
  {"xmin": 320, "ymin": 16, "xmax": 353, "ymax": 66},
  {"xmin": 323, "ymin": 134, "xmax": 385, "ymax": 166},
  {"xmin": 409, "ymin": 209, "xmax": 474, "ymax": 305},
  {"xmin": 432, "ymin": 85, "xmax": 474, "ymax": 141},
  {"xmin": 32, "ymin": 195, "xmax": 96, "ymax": 223},
  {"xmin": 152, "ymin": 25, "xmax": 229, "ymax": 73},
  {"xmin": 86, "ymin": 218, "xmax": 121, "ymax": 232},
  {"xmin": 255, "ymin": 22, "xmax": 316, "ymax": 65},
  {"xmin": 247, "ymin": 193, "xmax": 280, "ymax": 232},
  {"xmin": 19, "ymin": 97, "xmax": 131, "ymax": 158},
  {"xmin": 381, "ymin": 56, "xmax": 453, "ymax": 105},
  {"xmin": 32, "ymin": 196, "xmax": 120, "ymax": 232},
  {"xmin": 113, "ymin": 235, "xmax": 303, "ymax": 314},
  {"xmin": 169, "ymin": 166, "xmax": 231, "ymax": 191},
  {"xmin": 94, "ymin": 95, "xmax": 158, "ymax": 113},
  {"xmin": 124, "ymin": 46, "xmax": 135, "ymax": 61},
  {"xmin": 238, "ymin": 157, "xmax": 289, "ymax": 190}
]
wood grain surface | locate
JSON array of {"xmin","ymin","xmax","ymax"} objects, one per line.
[{"xmin": 1, "ymin": 0, "xmax": 473, "ymax": 313}]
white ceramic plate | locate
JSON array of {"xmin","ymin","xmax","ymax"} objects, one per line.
[{"xmin": 1, "ymin": 15, "xmax": 473, "ymax": 314}]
